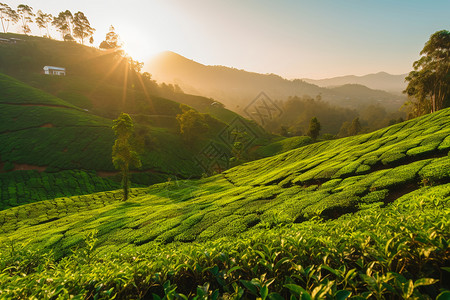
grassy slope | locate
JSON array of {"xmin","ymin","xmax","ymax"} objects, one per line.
[{"xmin": 1, "ymin": 108, "xmax": 449, "ymax": 253}]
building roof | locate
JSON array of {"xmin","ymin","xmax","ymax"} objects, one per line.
[{"xmin": 43, "ymin": 66, "xmax": 66, "ymax": 71}]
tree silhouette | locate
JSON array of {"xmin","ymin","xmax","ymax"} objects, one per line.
[
  {"xmin": 112, "ymin": 113, "xmax": 141, "ymax": 201},
  {"xmin": 35, "ymin": 10, "xmax": 52, "ymax": 38},
  {"xmin": 52, "ymin": 10, "xmax": 73, "ymax": 40},
  {"xmin": 99, "ymin": 25, "xmax": 121, "ymax": 50},
  {"xmin": 73, "ymin": 11, "xmax": 95, "ymax": 44},
  {"xmin": 348, "ymin": 117, "xmax": 362, "ymax": 136},
  {"xmin": 0, "ymin": 3, "xmax": 18, "ymax": 33},
  {"xmin": 17, "ymin": 4, "xmax": 34, "ymax": 35},
  {"xmin": 307, "ymin": 117, "xmax": 321, "ymax": 141}
]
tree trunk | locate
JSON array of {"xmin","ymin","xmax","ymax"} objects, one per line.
[{"xmin": 122, "ymin": 167, "xmax": 129, "ymax": 201}]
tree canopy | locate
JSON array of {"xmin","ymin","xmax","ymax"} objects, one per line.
[
  {"xmin": 404, "ymin": 30, "xmax": 450, "ymax": 117},
  {"xmin": 73, "ymin": 11, "xmax": 94, "ymax": 44},
  {"xmin": 52, "ymin": 10, "xmax": 73, "ymax": 40},
  {"xmin": 112, "ymin": 113, "xmax": 141, "ymax": 201},
  {"xmin": 99, "ymin": 25, "xmax": 121, "ymax": 50},
  {"xmin": 35, "ymin": 10, "xmax": 52, "ymax": 38},
  {"xmin": 176, "ymin": 105, "xmax": 209, "ymax": 145},
  {"xmin": 307, "ymin": 117, "xmax": 321, "ymax": 141},
  {"xmin": 17, "ymin": 4, "xmax": 34, "ymax": 34},
  {"xmin": 0, "ymin": 3, "xmax": 18, "ymax": 33}
]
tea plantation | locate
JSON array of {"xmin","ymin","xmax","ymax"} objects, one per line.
[
  {"xmin": 0, "ymin": 72, "xmax": 274, "ymax": 209},
  {"xmin": 0, "ymin": 108, "xmax": 449, "ymax": 299},
  {"xmin": 0, "ymin": 170, "xmax": 124, "ymax": 210}
]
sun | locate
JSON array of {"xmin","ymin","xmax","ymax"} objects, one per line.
[{"xmin": 117, "ymin": 30, "xmax": 163, "ymax": 64}]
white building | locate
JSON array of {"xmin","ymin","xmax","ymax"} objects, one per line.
[{"xmin": 43, "ymin": 66, "xmax": 66, "ymax": 76}]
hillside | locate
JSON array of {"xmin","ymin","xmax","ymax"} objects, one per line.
[
  {"xmin": 0, "ymin": 72, "xmax": 271, "ymax": 208},
  {"xmin": 145, "ymin": 51, "xmax": 405, "ymax": 112},
  {"xmin": 0, "ymin": 33, "xmax": 252, "ymax": 123},
  {"xmin": 0, "ymin": 108, "xmax": 448, "ymax": 298},
  {"xmin": 2, "ymin": 106, "xmax": 448, "ymax": 247},
  {"xmin": 0, "ymin": 34, "xmax": 276, "ymax": 208},
  {"xmin": 303, "ymin": 71, "xmax": 408, "ymax": 94}
]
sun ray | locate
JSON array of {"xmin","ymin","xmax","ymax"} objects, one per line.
[
  {"xmin": 122, "ymin": 59, "xmax": 129, "ymax": 108},
  {"xmin": 86, "ymin": 52, "xmax": 124, "ymax": 99},
  {"xmin": 135, "ymin": 72, "xmax": 156, "ymax": 114}
]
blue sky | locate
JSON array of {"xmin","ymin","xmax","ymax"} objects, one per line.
[{"xmin": 5, "ymin": 0, "xmax": 450, "ymax": 78}]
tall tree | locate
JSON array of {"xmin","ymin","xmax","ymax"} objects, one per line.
[
  {"xmin": 307, "ymin": 117, "xmax": 321, "ymax": 141},
  {"xmin": 52, "ymin": 10, "xmax": 73, "ymax": 40},
  {"xmin": 348, "ymin": 117, "xmax": 362, "ymax": 136},
  {"xmin": 112, "ymin": 113, "xmax": 141, "ymax": 201},
  {"xmin": 17, "ymin": 4, "xmax": 34, "ymax": 35},
  {"xmin": 404, "ymin": 30, "xmax": 450, "ymax": 117},
  {"xmin": 35, "ymin": 10, "xmax": 52, "ymax": 38},
  {"xmin": 73, "ymin": 11, "xmax": 95, "ymax": 44},
  {"xmin": 99, "ymin": 25, "xmax": 121, "ymax": 49},
  {"xmin": 0, "ymin": 3, "xmax": 18, "ymax": 33},
  {"xmin": 176, "ymin": 105, "xmax": 209, "ymax": 145}
]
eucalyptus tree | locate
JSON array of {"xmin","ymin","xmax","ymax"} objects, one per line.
[
  {"xmin": 0, "ymin": 3, "xmax": 18, "ymax": 33},
  {"xmin": 17, "ymin": 4, "xmax": 34, "ymax": 35},
  {"xmin": 52, "ymin": 10, "xmax": 73, "ymax": 40},
  {"xmin": 404, "ymin": 30, "xmax": 450, "ymax": 116},
  {"xmin": 35, "ymin": 10, "xmax": 52, "ymax": 38},
  {"xmin": 73, "ymin": 11, "xmax": 95, "ymax": 44}
]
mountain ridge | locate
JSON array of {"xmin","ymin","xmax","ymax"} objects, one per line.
[
  {"xmin": 302, "ymin": 71, "xmax": 408, "ymax": 94},
  {"xmin": 145, "ymin": 51, "xmax": 406, "ymax": 112}
]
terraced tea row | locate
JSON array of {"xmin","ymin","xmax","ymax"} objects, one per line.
[
  {"xmin": 0, "ymin": 170, "xmax": 123, "ymax": 210},
  {"xmin": 0, "ymin": 185, "xmax": 448, "ymax": 299},
  {"xmin": 1, "ymin": 109, "xmax": 449, "ymax": 257},
  {"xmin": 224, "ymin": 108, "xmax": 450, "ymax": 187}
]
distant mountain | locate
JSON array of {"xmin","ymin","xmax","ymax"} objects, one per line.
[
  {"xmin": 302, "ymin": 72, "xmax": 408, "ymax": 94},
  {"xmin": 145, "ymin": 51, "xmax": 405, "ymax": 112}
]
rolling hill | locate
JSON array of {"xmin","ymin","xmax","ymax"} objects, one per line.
[
  {"xmin": 145, "ymin": 51, "xmax": 406, "ymax": 112},
  {"xmin": 0, "ymin": 71, "xmax": 275, "ymax": 208},
  {"xmin": 0, "ymin": 107, "xmax": 448, "ymax": 298},
  {"xmin": 0, "ymin": 33, "xmax": 278, "ymax": 208},
  {"xmin": 303, "ymin": 71, "xmax": 408, "ymax": 94}
]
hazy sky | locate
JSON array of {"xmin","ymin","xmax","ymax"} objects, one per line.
[{"xmin": 5, "ymin": 0, "xmax": 450, "ymax": 79}]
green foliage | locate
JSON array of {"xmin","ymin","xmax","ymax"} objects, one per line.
[
  {"xmin": 1, "ymin": 104, "xmax": 450, "ymax": 298},
  {"xmin": 0, "ymin": 170, "xmax": 124, "ymax": 210},
  {"xmin": 255, "ymin": 136, "xmax": 312, "ymax": 158},
  {"xmin": 348, "ymin": 117, "xmax": 362, "ymax": 136},
  {"xmin": 307, "ymin": 117, "xmax": 321, "ymax": 141},
  {"xmin": 0, "ymin": 72, "xmax": 78, "ymax": 108},
  {"xmin": 404, "ymin": 30, "xmax": 450, "ymax": 116},
  {"xmin": 262, "ymin": 95, "xmax": 358, "ymax": 136},
  {"xmin": 0, "ymin": 191, "xmax": 448, "ymax": 299},
  {"xmin": 112, "ymin": 113, "xmax": 142, "ymax": 200},
  {"xmin": 176, "ymin": 105, "xmax": 210, "ymax": 145}
]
